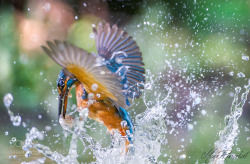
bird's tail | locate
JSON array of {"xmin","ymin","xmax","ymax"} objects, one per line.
[{"xmin": 118, "ymin": 107, "xmax": 134, "ymax": 153}]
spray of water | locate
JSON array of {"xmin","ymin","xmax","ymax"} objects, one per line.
[
  {"xmin": 209, "ymin": 80, "xmax": 250, "ymax": 164},
  {"xmin": 3, "ymin": 79, "xmax": 250, "ymax": 163},
  {"xmin": 3, "ymin": 93, "xmax": 22, "ymax": 127}
]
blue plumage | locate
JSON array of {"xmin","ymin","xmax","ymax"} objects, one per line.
[
  {"xmin": 66, "ymin": 79, "xmax": 78, "ymax": 89},
  {"xmin": 94, "ymin": 23, "xmax": 145, "ymax": 103},
  {"xmin": 118, "ymin": 107, "xmax": 134, "ymax": 143}
]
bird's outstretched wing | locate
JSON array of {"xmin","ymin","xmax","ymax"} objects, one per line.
[
  {"xmin": 42, "ymin": 40, "xmax": 126, "ymax": 108},
  {"xmin": 93, "ymin": 23, "xmax": 145, "ymax": 105}
]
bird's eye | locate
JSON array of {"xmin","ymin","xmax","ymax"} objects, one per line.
[{"xmin": 57, "ymin": 79, "xmax": 65, "ymax": 91}]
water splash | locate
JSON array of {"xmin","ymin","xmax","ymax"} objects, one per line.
[
  {"xmin": 4, "ymin": 78, "xmax": 250, "ymax": 163},
  {"xmin": 8, "ymin": 75, "xmax": 171, "ymax": 163},
  {"xmin": 21, "ymin": 157, "xmax": 46, "ymax": 164},
  {"xmin": 209, "ymin": 80, "xmax": 250, "ymax": 164},
  {"xmin": 21, "ymin": 110, "xmax": 89, "ymax": 164},
  {"xmin": 3, "ymin": 93, "xmax": 22, "ymax": 126}
]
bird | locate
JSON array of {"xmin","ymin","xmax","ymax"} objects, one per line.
[{"xmin": 42, "ymin": 23, "xmax": 145, "ymax": 153}]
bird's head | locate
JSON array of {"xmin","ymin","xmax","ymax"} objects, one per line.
[{"xmin": 57, "ymin": 69, "xmax": 78, "ymax": 119}]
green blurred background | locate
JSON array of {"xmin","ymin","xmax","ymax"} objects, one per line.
[{"xmin": 0, "ymin": 0, "xmax": 249, "ymax": 163}]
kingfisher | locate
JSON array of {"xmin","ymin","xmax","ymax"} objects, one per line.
[{"xmin": 42, "ymin": 23, "xmax": 145, "ymax": 152}]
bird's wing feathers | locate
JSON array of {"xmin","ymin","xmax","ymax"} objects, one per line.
[
  {"xmin": 93, "ymin": 23, "xmax": 145, "ymax": 103},
  {"xmin": 42, "ymin": 40, "xmax": 126, "ymax": 108}
]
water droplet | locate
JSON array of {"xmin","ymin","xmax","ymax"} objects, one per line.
[
  {"xmin": 89, "ymin": 33, "xmax": 94, "ymax": 39},
  {"xmin": 79, "ymin": 108, "xmax": 89, "ymax": 118},
  {"xmin": 5, "ymin": 131, "xmax": 8, "ymax": 135},
  {"xmin": 21, "ymin": 122, "xmax": 26, "ymax": 128},
  {"xmin": 194, "ymin": 97, "xmax": 201, "ymax": 105},
  {"xmin": 177, "ymin": 113, "xmax": 182, "ymax": 118},
  {"xmin": 100, "ymin": 71, "xmax": 105, "ymax": 75},
  {"xmin": 38, "ymin": 115, "xmax": 42, "ymax": 119},
  {"xmin": 187, "ymin": 124, "xmax": 194, "ymax": 130},
  {"xmin": 45, "ymin": 126, "xmax": 52, "ymax": 131},
  {"xmin": 54, "ymin": 134, "xmax": 60, "ymax": 138},
  {"xmin": 83, "ymin": 3, "xmax": 87, "ymax": 7},
  {"xmin": 3, "ymin": 93, "xmax": 13, "ymax": 108},
  {"xmin": 11, "ymin": 137, "xmax": 16, "ymax": 142},
  {"xmin": 201, "ymin": 110, "xmax": 207, "ymax": 115},
  {"xmin": 88, "ymin": 93, "xmax": 95, "ymax": 100},
  {"xmin": 75, "ymin": 16, "xmax": 78, "ymax": 20},
  {"xmin": 179, "ymin": 154, "xmax": 186, "ymax": 159},
  {"xmin": 115, "ymin": 58, "xmax": 122, "ymax": 64},
  {"xmin": 25, "ymin": 150, "xmax": 32, "ymax": 158},
  {"xmin": 124, "ymin": 83, "xmax": 129, "ymax": 89},
  {"xmin": 13, "ymin": 115, "xmax": 22, "ymax": 126},
  {"xmin": 145, "ymin": 83, "xmax": 152, "ymax": 90},
  {"xmin": 242, "ymin": 55, "xmax": 249, "ymax": 61},
  {"xmin": 186, "ymin": 105, "xmax": 191, "ymax": 112},
  {"xmin": 237, "ymin": 72, "xmax": 245, "ymax": 78},
  {"xmin": 121, "ymin": 120, "xmax": 127, "ymax": 127},
  {"xmin": 229, "ymin": 71, "xmax": 234, "ymax": 76},
  {"xmin": 91, "ymin": 83, "xmax": 98, "ymax": 91}
]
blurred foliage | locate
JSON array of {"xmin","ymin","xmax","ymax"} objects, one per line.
[
  {"xmin": 68, "ymin": 16, "xmax": 98, "ymax": 52},
  {"xmin": 0, "ymin": 0, "xmax": 249, "ymax": 163}
]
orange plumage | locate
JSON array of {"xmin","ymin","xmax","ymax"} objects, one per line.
[{"xmin": 75, "ymin": 82, "xmax": 130, "ymax": 150}]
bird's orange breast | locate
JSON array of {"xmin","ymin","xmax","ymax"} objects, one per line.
[{"xmin": 75, "ymin": 83, "xmax": 128, "ymax": 135}]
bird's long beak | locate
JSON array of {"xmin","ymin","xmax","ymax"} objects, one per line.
[
  {"xmin": 63, "ymin": 89, "xmax": 69, "ymax": 118},
  {"xmin": 58, "ymin": 89, "xmax": 69, "ymax": 120},
  {"xmin": 58, "ymin": 94, "xmax": 63, "ymax": 120}
]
